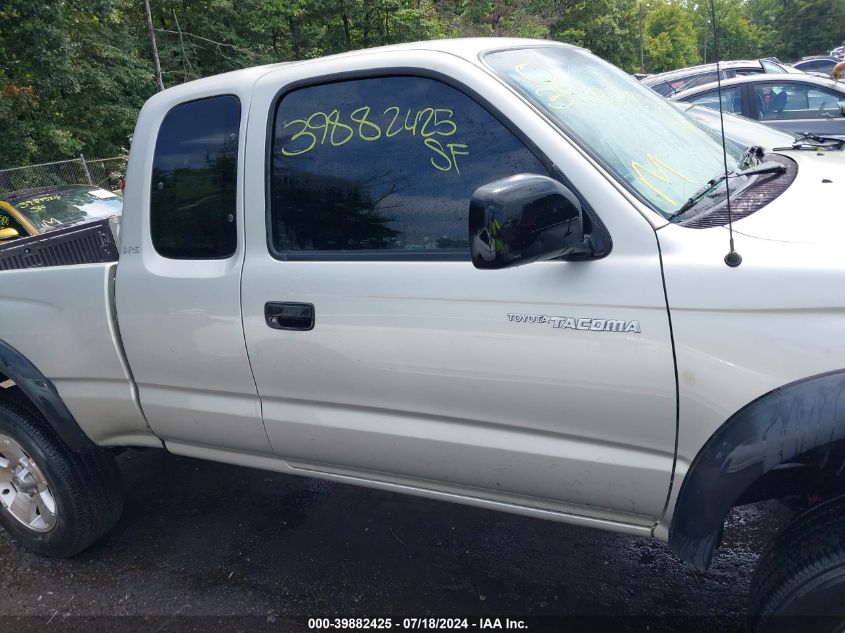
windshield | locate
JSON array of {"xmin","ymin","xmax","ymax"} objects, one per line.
[
  {"xmin": 10, "ymin": 187, "xmax": 123, "ymax": 232},
  {"xmin": 679, "ymin": 103, "xmax": 797, "ymax": 149},
  {"xmin": 484, "ymin": 46, "xmax": 741, "ymax": 217}
]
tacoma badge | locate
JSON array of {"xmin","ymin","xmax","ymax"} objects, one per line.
[{"xmin": 506, "ymin": 313, "xmax": 641, "ymax": 333}]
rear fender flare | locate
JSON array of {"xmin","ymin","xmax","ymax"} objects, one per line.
[{"xmin": 0, "ymin": 338, "xmax": 97, "ymax": 452}]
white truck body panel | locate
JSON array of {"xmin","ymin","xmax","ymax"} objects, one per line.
[
  {"xmin": 652, "ymin": 165, "xmax": 845, "ymax": 533},
  {"xmin": 0, "ymin": 264, "xmax": 151, "ymax": 444},
  {"xmin": 242, "ymin": 48, "xmax": 676, "ymax": 520},
  {"xmin": 115, "ymin": 68, "xmax": 272, "ymax": 455}
]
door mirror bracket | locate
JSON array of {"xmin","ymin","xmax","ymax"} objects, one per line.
[{"xmin": 562, "ymin": 232, "xmax": 595, "ymax": 261}]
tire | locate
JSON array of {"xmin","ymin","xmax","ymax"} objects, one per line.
[
  {"xmin": 0, "ymin": 400, "xmax": 123, "ymax": 557},
  {"xmin": 749, "ymin": 495, "xmax": 845, "ymax": 633}
]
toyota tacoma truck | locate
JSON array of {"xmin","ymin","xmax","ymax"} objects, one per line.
[{"xmin": 1, "ymin": 39, "xmax": 844, "ymax": 628}]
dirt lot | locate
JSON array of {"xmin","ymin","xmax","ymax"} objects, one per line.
[{"xmin": 0, "ymin": 449, "xmax": 793, "ymax": 631}]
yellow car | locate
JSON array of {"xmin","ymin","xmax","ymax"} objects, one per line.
[{"xmin": 0, "ymin": 185, "xmax": 123, "ymax": 242}]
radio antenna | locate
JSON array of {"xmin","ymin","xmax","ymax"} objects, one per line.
[{"xmin": 709, "ymin": 0, "xmax": 742, "ymax": 267}]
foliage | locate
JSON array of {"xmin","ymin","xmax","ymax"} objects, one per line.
[
  {"xmin": 1, "ymin": 0, "xmax": 844, "ymax": 168},
  {"xmin": 644, "ymin": 1, "xmax": 700, "ymax": 72},
  {"xmin": 548, "ymin": 0, "xmax": 640, "ymax": 71},
  {"xmin": 777, "ymin": 0, "xmax": 845, "ymax": 60},
  {"xmin": 0, "ymin": 1, "xmax": 152, "ymax": 167}
]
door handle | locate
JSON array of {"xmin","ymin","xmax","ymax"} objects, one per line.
[{"xmin": 265, "ymin": 302, "xmax": 314, "ymax": 331}]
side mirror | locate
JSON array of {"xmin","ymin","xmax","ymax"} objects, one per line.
[
  {"xmin": 0, "ymin": 227, "xmax": 20, "ymax": 241},
  {"xmin": 469, "ymin": 174, "xmax": 590, "ymax": 270},
  {"xmin": 839, "ymin": 102, "xmax": 845, "ymax": 117}
]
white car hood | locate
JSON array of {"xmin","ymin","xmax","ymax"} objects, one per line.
[{"xmin": 732, "ymin": 150, "xmax": 845, "ymax": 244}]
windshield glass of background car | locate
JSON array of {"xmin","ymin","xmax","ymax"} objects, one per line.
[
  {"xmin": 762, "ymin": 60, "xmax": 788, "ymax": 73},
  {"xmin": 13, "ymin": 188, "xmax": 123, "ymax": 231},
  {"xmin": 682, "ymin": 105, "xmax": 796, "ymax": 149},
  {"xmin": 484, "ymin": 46, "xmax": 741, "ymax": 217}
]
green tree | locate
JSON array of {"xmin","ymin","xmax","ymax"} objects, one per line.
[
  {"xmin": 0, "ymin": 0, "xmax": 153, "ymax": 167},
  {"xmin": 547, "ymin": 0, "xmax": 639, "ymax": 71},
  {"xmin": 8, "ymin": 0, "xmax": 841, "ymax": 172},
  {"xmin": 777, "ymin": 0, "xmax": 845, "ymax": 60},
  {"xmin": 643, "ymin": 1, "xmax": 699, "ymax": 72},
  {"xmin": 688, "ymin": 0, "xmax": 769, "ymax": 63}
]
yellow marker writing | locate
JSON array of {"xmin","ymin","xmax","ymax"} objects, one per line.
[{"xmin": 630, "ymin": 154, "xmax": 693, "ymax": 207}]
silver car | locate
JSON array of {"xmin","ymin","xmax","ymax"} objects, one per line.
[{"xmin": 672, "ymin": 73, "xmax": 845, "ymax": 140}]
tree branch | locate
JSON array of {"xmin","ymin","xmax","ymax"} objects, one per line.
[{"xmin": 154, "ymin": 29, "xmax": 259, "ymax": 59}]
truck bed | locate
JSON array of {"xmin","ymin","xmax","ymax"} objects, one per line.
[
  {"xmin": 0, "ymin": 261, "xmax": 153, "ymax": 445},
  {"xmin": 0, "ymin": 219, "xmax": 119, "ymax": 271}
]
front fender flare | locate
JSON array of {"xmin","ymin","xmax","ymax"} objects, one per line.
[
  {"xmin": 0, "ymin": 338, "xmax": 97, "ymax": 452},
  {"xmin": 669, "ymin": 370, "xmax": 845, "ymax": 570}
]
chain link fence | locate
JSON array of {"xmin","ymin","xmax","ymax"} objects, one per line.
[{"xmin": 0, "ymin": 155, "xmax": 127, "ymax": 196}]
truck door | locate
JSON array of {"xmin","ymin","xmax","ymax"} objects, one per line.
[
  {"xmin": 241, "ymin": 59, "xmax": 677, "ymax": 523},
  {"xmin": 116, "ymin": 92, "xmax": 270, "ymax": 454}
]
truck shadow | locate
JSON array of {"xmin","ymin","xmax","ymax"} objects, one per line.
[{"xmin": 1, "ymin": 448, "xmax": 789, "ymax": 627}]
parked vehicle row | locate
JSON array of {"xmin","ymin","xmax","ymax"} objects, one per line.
[{"xmin": 641, "ymin": 58, "xmax": 799, "ymax": 97}]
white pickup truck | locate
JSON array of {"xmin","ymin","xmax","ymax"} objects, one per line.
[{"xmin": 2, "ymin": 38, "xmax": 844, "ymax": 628}]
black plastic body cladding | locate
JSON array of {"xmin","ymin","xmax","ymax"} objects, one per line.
[
  {"xmin": 0, "ymin": 339, "xmax": 97, "ymax": 452},
  {"xmin": 670, "ymin": 370, "xmax": 845, "ymax": 569}
]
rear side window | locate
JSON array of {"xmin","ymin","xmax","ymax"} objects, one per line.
[
  {"xmin": 150, "ymin": 95, "xmax": 240, "ymax": 259},
  {"xmin": 269, "ymin": 76, "xmax": 549, "ymax": 259}
]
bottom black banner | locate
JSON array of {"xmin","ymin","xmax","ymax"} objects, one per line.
[{"xmin": 0, "ymin": 616, "xmax": 839, "ymax": 633}]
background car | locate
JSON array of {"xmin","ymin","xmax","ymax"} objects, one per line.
[
  {"xmin": 642, "ymin": 58, "xmax": 801, "ymax": 97},
  {"xmin": 672, "ymin": 74, "xmax": 845, "ymax": 140},
  {"xmin": 674, "ymin": 101, "xmax": 800, "ymax": 150},
  {"xmin": 0, "ymin": 185, "xmax": 123, "ymax": 243},
  {"xmin": 791, "ymin": 56, "xmax": 840, "ymax": 75}
]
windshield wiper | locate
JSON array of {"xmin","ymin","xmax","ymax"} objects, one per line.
[
  {"xmin": 774, "ymin": 132, "xmax": 845, "ymax": 152},
  {"xmin": 668, "ymin": 160, "xmax": 786, "ymax": 222}
]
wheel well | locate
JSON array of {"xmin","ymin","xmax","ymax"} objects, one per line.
[
  {"xmin": 736, "ymin": 442, "xmax": 845, "ymax": 507},
  {"xmin": 0, "ymin": 382, "xmax": 37, "ymax": 414},
  {"xmin": 669, "ymin": 370, "xmax": 845, "ymax": 570}
]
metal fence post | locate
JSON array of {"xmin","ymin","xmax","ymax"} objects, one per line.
[
  {"xmin": 0, "ymin": 156, "xmax": 126, "ymax": 194},
  {"xmin": 79, "ymin": 154, "xmax": 93, "ymax": 185}
]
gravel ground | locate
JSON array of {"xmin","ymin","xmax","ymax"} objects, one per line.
[{"xmin": 0, "ymin": 448, "xmax": 794, "ymax": 631}]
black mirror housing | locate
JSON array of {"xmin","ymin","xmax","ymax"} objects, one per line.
[{"xmin": 469, "ymin": 174, "xmax": 589, "ymax": 270}]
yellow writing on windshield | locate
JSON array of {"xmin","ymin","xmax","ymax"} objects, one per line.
[
  {"xmin": 630, "ymin": 154, "xmax": 693, "ymax": 206},
  {"xmin": 515, "ymin": 62, "xmax": 574, "ymax": 110},
  {"xmin": 280, "ymin": 106, "xmax": 467, "ymax": 173},
  {"xmin": 17, "ymin": 195, "xmax": 61, "ymax": 213},
  {"xmin": 511, "ymin": 62, "xmax": 661, "ymax": 111}
]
